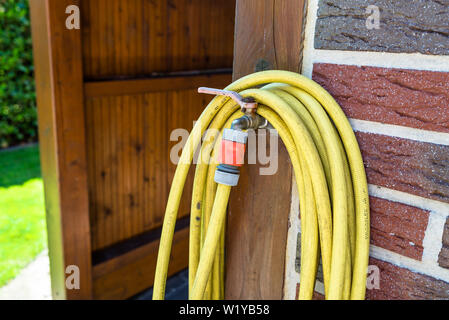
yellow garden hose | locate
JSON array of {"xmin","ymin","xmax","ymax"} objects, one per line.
[{"xmin": 152, "ymin": 70, "xmax": 370, "ymax": 300}]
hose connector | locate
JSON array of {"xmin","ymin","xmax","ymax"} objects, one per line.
[
  {"xmin": 198, "ymin": 87, "xmax": 267, "ymax": 131},
  {"xmin": 231, "ymin": 113, "xmax": 267, "ymax": 131},
  {"xmin": 198, "ymin": 86, "xmax": 266, "ymax": 186},
  {"xmin": 214, "ymin": 128, "xmax": 248, "ymax": 186}
]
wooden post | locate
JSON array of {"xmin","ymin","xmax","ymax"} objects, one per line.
[
  {"xmin": 226, "ymin": 0, "xmax": 307, "ymax": 299},
  {"xmin": 30, "ymin": 0, "xmax": 92, "ymax": 299}
]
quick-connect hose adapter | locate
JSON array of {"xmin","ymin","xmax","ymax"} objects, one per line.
[
  {"xmin": 198, "ymin": 87, "xmax": 265, "ymax": 187},
  {"xmin": 214, "ymin": 128, "xmax": 248, "ymax": 186}
]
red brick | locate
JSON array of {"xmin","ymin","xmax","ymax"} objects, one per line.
[
  {"xmin": 438, "ymin": 217, "xmax": 449, "ymax": 269},
  {"xmin": 439, "ymin": 247, "xmax": 449, "ymax": 269},
  {"xmin": 367, "ymin": 258, "xmax": 449, "ymax": 300},
  {"xmin": 356, "ymin": 132, "xmax": 449, "ymax": 204},
  {"xmin": 312, "ymin": 64, "xmax": 449, "ymax": 133},
  {"xmin": 370, "ymin": 197, "xmax": 429, "ymax": 260}
]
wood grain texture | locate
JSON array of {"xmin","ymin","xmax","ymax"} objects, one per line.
[
  {"xmin": 84, "ymin": 73, "xmax": 232, "ymax": 98},
  {"xmin": 81, "ymin": 0, "xmax": 236, "ymax": 80},
  {"xmin": 85, "ymin": 88, "xmax": 222, "ymax": 250},
  {"xmin": 226, "ymin": 134, "xmax": 293, "ymax": 299},
  {"xmin": 232, "ymin": 0, "xmax": 306, "ymax": 80},
  {"xmin": 81, "ymin": 0, "xmax": 235, "ymax": 251},
  {"xmin": 30, "ymin": 0, "xmax": 92, "ymax": 299},
  {"xmin": 92, "ymin": 227, "xmax": 189, "ymax": 299},
  {"xmin": 226, "ymin": 0, "xmax": 306, "ymax": 299}
]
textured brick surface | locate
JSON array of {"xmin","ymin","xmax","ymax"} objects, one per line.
[
  {"xmin": 439, "ymin": 218, "xmax": 449, "ymax": 269},
  {"xmin": 370, "ymin": 197, "xmax": 429, "ymax": 260},
  {"xmin": 312, "ymin": 64, "xmax": 449, "ymax": 133},
  {"xmin": 315, "ymin": 0, "xmax": 449, "ymax": 55},
  {"xmin": 367, "ymin": 258, "xmax": 449, "ymax": 300},
  {"xmin": 356, "ymin": 132, "xmax": 449, "ymax": 204},
  {"xmin": 439, "ymin": 247, "xmax": 449, "ymax": 269}
]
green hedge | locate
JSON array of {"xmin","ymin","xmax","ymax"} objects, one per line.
[{"xmin": 0, "ymin": 0, "xmax": 37, "ymax": 149}]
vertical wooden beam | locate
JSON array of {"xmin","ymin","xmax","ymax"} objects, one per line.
[
  {"xmin": 226, "ymin": 0, "xmax": 307, "ymax": 299},
  {"xmin": 232, "ymin": 0, "xmax": 306, "ymax": 79},
  {"xmin": 30, "ymin": 0, "xmax": 92, "ymax": 299}
]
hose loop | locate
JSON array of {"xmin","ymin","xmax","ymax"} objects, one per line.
[{"xmin": 153, "ymin": 70, "xmax": 370, "ymax": 300}]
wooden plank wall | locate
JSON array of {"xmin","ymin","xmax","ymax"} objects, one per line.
[
  {"xmin": 81, "ymin": 0, "xmax": 235, "ymax": 79},
  {"xmin": 81, "ymin": 0, "xmax": 235, "ymax": 253},
  {"xmin": 31, "ymin": 0, "xmax": 235, "ymax": 299},
  {"xmin": 84, "ymin": 85, "xmax": 220, "ymax": 251},
  {"xmin": 82, "ymin": 0, "xmax": 235, "ymax": 299}
]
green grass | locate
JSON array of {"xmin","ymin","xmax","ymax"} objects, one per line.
[{"xmin": 0, "ymin": 144, "xmax": 47, "ymax": 287}]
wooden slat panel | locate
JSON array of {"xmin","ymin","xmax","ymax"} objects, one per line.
[
  {"xmin": 226, "ymin": 0, "xmax": 307, "ymax": 299},
  {"xmin": 84, "ymin": 73, "xmax": 232, "ymax": 98},
  {"xmin": 30, "ymin": 0, "xmax": 92, "ymax": 299},
  {"xmin": 81, "ymin": 0, "xmax": 236, "ymax": 260},
  {"xmin": 87, "ymin": 92, "xmax": 162, "ymax": 250},
  {"xmin": 86, "ymin": 88, "xmax": 218, "ymax": 250},
  {"xmin": 32, "ymin": 0, "xmax": 236, "ymax": 299},
  {"xmin": 141, "ymin": 93, "xmax": 168, "ymax": 230},
  {"xmin": 92, "ymin": 227, "xmax": 189, "ymax": 300},
  {"xmin": 81, "ymin": 0, "xmax": 236, "ymax": 80},
  {"xmin": 167, "ymin": 88, "xmax": 217, "ymax": 218}
]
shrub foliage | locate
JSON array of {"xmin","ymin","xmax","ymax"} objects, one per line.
[{"xmin": 0, "ymin": 0, "xmax": 37, "ymax": 148}]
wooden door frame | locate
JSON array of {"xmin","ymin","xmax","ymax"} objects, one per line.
[{"xmin": 30, "ymin": 0, "xmax": 92, "ymax": 299}]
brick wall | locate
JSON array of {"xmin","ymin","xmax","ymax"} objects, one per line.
[{"xmin": 284, "ymin": 0, "xmax": 449, "ymax": 300}]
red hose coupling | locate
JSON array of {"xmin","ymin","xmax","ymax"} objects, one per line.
[{"xmin": 218, "ymin": 129, "xmax": 248, "ymax": 167}]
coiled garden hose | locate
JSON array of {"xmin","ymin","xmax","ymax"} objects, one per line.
[{"xmin": 152, "ymin": 70, "xmax": 370, "ymax": 300}]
